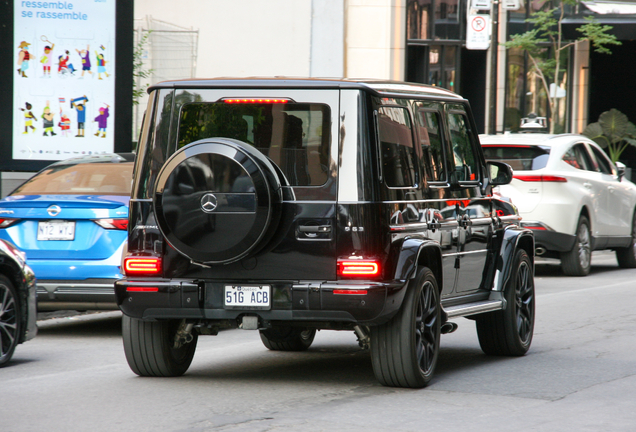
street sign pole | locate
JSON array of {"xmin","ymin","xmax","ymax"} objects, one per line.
[{"xmin": 488, "ymin": 0, "xmax": 499, "ymax": 135}]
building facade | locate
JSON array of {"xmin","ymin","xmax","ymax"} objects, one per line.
[
  {"xmin": 4, "ymin": 0, "xmax": 636, "ymax": 196},
  {"xmin": 405, "ymin": 0, "xmax": 636, "ymax": 137}
]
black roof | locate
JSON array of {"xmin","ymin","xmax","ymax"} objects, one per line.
[{"xmin": 148, "ymin": 77, "xmax": 465, "ymax": 102}]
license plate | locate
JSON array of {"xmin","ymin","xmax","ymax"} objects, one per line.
[
  {"xmin": 37, "ymin": 221, "xmax": 76, "ymax": 241},
  {"xmin": 224, "ymin": 285, "xmax": 270, "ymax": 309}
]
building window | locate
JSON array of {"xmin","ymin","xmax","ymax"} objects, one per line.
[
  {"xmin": 504, "ymin": 46, "xmax": 570, "ymax": 133},
  {"xmin": 407, "ymin": 0, "xmax": 460, "ymax": 41},
  {"xmin": 407, "ymin": 0, "xmax": 432, "ymax": 40},
  {"xmin": 406, "ymin": 0, "xmax": 462, "ymax": 91}
]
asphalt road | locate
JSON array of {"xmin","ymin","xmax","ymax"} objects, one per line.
[{"xmin": 2, "ymin": 251, "xmax": 636, "ymax": 432}]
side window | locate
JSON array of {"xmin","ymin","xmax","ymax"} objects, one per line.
[
  {"xmin": 589, "ymin": 145, "xmax": 615, "ymax": 175},
  {"xmin": 377, "ymin": 106, "xmax": 417, "ymax": 188},
  {"xmin": 563, "ymin": 144, "xmax": 593, "ymax": 171},
  {"xmin": 415, "ymin": 110, "xmax": 446, "ymax": 182},
  {"xmin": 447, "ymin": 112, "xmax": 479, "ymax": 182}
]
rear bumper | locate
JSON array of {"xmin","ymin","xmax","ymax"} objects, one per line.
[
  {"xmin": 521, "ymin": 222, "xmax": 576, "ymax": 253},
  {"xmin": 28, "ymin": 259, "xmax": 123, "ymax": 280},
  {"xmin": 26, "ymin": 241, "xmax": 126, "ymax": 281},
  {"xmin": 37, "ymin": 279, "xmax": 118, "ymax": 311},
  {"xmin": 115, "ymin": 278, "xmax": 408, "ymax": 326}
]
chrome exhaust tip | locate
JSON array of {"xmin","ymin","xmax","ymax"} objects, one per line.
[{"xmin": 535, "ymin": 246, "xmax": 547, "ymax": 256}]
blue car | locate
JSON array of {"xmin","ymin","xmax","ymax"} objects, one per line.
[{"xmin": 0, "ymin": 153, "xmax": 134, "ymax": 311}]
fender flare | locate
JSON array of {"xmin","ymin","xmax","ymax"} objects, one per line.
[
  {"xmin": 393, "ymin": 237, "xmax": 443, "ymax": 288},
  {"xmin": 492, "ymin": 225, "xmax": 534, "ymax": 292}
]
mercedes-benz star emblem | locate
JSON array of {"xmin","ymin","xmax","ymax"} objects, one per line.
[
  {"xmin": 47, "ymin": 205, "xmax": 61, "ymax": 217},
  {"xmin": 200, "ymin": 193, "xmax": 218, "ymax": 213}
]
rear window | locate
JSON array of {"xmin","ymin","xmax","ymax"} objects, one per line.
[
  {"xmin": 177, "ymin": 102, "xmax": 331, "ymax": 186},
  {"xmin": 482, "ymin": 145, "xmax": 550, "ymax": 171},
  {"xmin": 12, "ymin": 162, "xmax": 133, "ymax": 196}
]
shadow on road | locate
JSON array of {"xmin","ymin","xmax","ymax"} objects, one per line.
[
  {"xmin": 182, "ymin": 338, "xmax": 508, "ymax": 389},
  {"xmin": 535, "ymin": 261, "xmax": 619, "ymax": 278},
  {"xmin": 36, "ymin": 312, "xmax": 122, "ymax": 338}
]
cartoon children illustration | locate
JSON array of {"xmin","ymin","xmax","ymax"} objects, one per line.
[
  {"xmin": 40, "ymin": 37, "xmax": 55, "ymax": 77},
  {"xmin": 58, "ymin": 50, "xmax": 75, "ymax": 75},
  {"xmin": 58, "ymin": 108, "xmax": 71, "ymax": 137},
  {"xmin": 94, "ymin": 104, "xmax": 110, "ymax": 137},
  {"xmin": 42, "ymin": 102, "xmax": 56, "ymax": 136},
  {"xmin": 71, "ymin": 96, "xmax": 88, "ymax": 137},
  {"xmin": 17, "ymin": 41, "xmax": 31, "ymax": 78},
  {"xmin": 95, "ymin": 51, "xmax": 110, "ymax": 79},
  {"xmin": 19, "ymin": 102, "xmax": 36, "ymax": 134},
  {"xmin": 76, "ymin": 45, "xmax": 92, "ymax": 78}
]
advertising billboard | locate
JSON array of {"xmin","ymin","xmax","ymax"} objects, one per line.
[{"xmin": 0, "ymin": 1, "xmax": 133, "ymax": 171}]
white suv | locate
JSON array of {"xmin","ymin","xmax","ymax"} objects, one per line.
[{"xmin": 481, "ymin": 133, "xmax": 636, "ymax": 276}]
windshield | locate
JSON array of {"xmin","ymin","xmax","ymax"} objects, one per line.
[
  {"xmin": 482, "ymin": 145, "xmax": 550, "ymax": 171},
  {"xmin": 12, "ymin": 162, "xmax": 133, "ymax": 196}
]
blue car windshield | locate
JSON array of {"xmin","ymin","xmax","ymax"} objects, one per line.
[{"xmin": 12, "ymin": 162, "xmax": 133, "ymax": 196}]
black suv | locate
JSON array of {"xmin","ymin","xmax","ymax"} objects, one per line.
[{"xmin": 116, "ymin": 78, "xmax": 535, "ymax": 388}]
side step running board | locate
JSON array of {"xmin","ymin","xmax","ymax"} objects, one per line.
[{"xmin": 444, "ymin": 299, "xmax": 504, "ymax": 319}]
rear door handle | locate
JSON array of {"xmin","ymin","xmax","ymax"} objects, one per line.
[
  {"xmin": 583, "ymin": 182, "xmax": 593, "ymax": 189},
  {"xmin": 298, "ymin": 225, "xmax": 332, "ymax": 233}
]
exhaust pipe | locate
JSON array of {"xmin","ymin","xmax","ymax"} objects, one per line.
[{"xmin": 535, "ymin": 246, "xmax": 547, "ymax": 256}]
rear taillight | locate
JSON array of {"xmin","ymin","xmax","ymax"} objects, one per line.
[
  {"xmin": 93, "ymin": 218, "xmax": 129, "ymax": 230},
  {"xmin": 337, "ymin": 259, "xmax": 381, "ymax": 278},
  {"xmin": 513, "ymin": 175, "xmax": 567, "ymax": 182},
  {"xmin": 123, "ymin": 256, "xmax": 162, "ymax": 276},
  {"xmin": 0, "ymin": 218, "xmax": 19, "ymax": 228}
]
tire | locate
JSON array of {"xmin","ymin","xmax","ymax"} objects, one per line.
[
  {"xmin": 370, "ymin": 266, "xmax": 441, "ymax": 388},
  {"xmin": 154, "ymin": 138, "xmax": 283, "ymax": 264},
  {"xmin": 616, "ymin": 212, "xmax": 636, "ymax": 268},
  {"xmin": 259, "ymin": 326, "xmax": 316, "ymax": 351},
  {"xmin": 0, "ymin": 275, "xmax": 21, "ymax": 367},
  {"xmin": 122, "ymin": 315, "xmax": 198, "ymax": 377},
  {"xmin": 476, "ymin": 249, "xmax": 534, "ymax": 356},
  {"xmin": 561, "ymin": 215, "xmax": 592, "ymax": 276}
]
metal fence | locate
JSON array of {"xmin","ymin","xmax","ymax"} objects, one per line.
[{"xmin": 133, "ymin": 17, "xmax": 199, "ymax": 141}]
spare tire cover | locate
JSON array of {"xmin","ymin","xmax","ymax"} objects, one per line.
[{"xmin": 154, "ymin": 138, "xmax": 283, "ymax": 264}]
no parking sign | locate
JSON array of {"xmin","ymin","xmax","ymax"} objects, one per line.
[{"xmin": 466, "ymin": 14, "xmax": 491, "ymax": 50}]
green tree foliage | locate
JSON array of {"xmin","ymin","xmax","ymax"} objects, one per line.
[
  {"xmin": 133, "ymin": 31, "xmax": 153, "ymax": 106},
  {"xmin": 505, "ymin": 0, "xmax": 620, "ymax": 133},
  {"xmin": 583, "ymin": 109, "xmax": 636, "ymax": 162}
]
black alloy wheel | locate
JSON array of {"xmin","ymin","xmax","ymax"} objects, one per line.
[
  {"xmin": 561, "ymin": 216, "xmax": 591, "ymax": 276},
  {"xmin": 370, "ymin": 266, "xmax": 441, "ymax": 388},
  {"xmin": 477, "ymin": 248, "xmax": 535, "ymax": 356},
  {"xmin": 616, "ymin": 211, "xmax": 636, "ymax": 268},
  {"xmin": 0, "ymin": 275, "xmax": 20, "ymax": 367}
]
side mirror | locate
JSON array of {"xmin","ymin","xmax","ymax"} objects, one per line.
[
  {"xmin": 616, "ymin": 161, "xmax": 626, "ymax": 182},
  {"xmin": 487, "ymin": 161, "xmax": 513, "ymax": 186}
]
